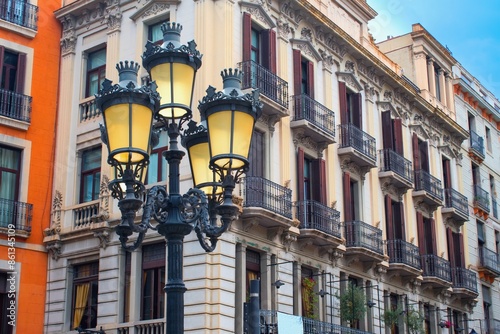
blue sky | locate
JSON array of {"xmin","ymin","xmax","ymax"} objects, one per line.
[{"xmin": 367, "ymin": 0, "xmax": 500, "ymax": 100}]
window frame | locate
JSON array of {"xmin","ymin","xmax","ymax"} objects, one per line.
[
  {"xmin": 85, "ymin": 48, "xmax": 106, "ymax": 98},
  {"xmin": 71, "ymin": 262, "xmax": 99, "ymax": 330},
  {"xmin": 79, "ymin": 146, "xmax": 101, "ymax": 203},
  {"xmin": 141, "ymin": 243, "xmax": 166, "ymax": 320}
]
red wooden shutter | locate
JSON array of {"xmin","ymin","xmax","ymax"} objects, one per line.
[
  {"xmin": 0, "ymin": 46, "xmax": 4, "ymax": 84},
  {"xmin": 381, "ymin": 111, "xmax": 393, "ymax": 150},
  {"xmin": 458, "ymin": 233, "xmax": 465, "ymax": 267},
  {"xmin": 242, "ymin": 13, "xmax": 252, "ymax": 62},
  {"xmin": 351, "ymin": 93, "xmax": 362, "ymax": 129},
  {"xmin": 443, "ymin": 159, "xmax": 452, "ymax": 189},
  {"xmin": 15, "ymin": 53, "xmax": 26, "ymax": 93},
  {"xmin": 293, "ymin": 49, "xmax": 302, "ymax": 96},
  {"xmin": 394, "ymin": 201, "xmax": 406, "ymax": 240},
  {"xmin": 307, "ymin": 61, "xmax": 314, "ymax": 98},
  {"xmin": 447, "ymin": 228, "xmax": 456, "ymax": 268},
  {"xmin": 261, "ymin": 29, "xmax": 277, "ymax": 73},
  {"xmin": 416, "ymin": 212, "xmax": 425, "ymax": 255},
  {"xmin": 412, "ymin": 132, "xmax": 420, "ymax": 171},
  {"xmin": 297, "ymin": 147, "xmax": 305, "ymax": 201},
  {"xmin": 338, "ymin": 81, "xmax": 348, "ymax": 124},
  {"xmin": 421, "ymin": 141, "xmax": 429, "ymax": 172},
  {"xmin": 312, "ymin": 158, "xmax": 327, "ymax": 205},
  {"xmin": 430, "ymin": 218, "xmax": 437, "ymax": 255},
  {"xmin": 393, "ymin": 118, "xmax": 404, "ymax": 155},
  {"xmin": 343, "ymin": 172, "xmax": 352, "ymax": 222},
  {"xmin": 385, "ymin": 195, "xmax": 394, "ymax": 240}
]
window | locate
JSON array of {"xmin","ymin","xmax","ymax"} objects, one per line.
[
  {"xmin": 297, "ymin": 148, "xmax": 326, "ymax": 205},
  {"xmin": 0, "ymin": 47, "xmax": 26, "ymax": 93},
  {"xmin": 486, "ymin": 126, "xmax": 492, "ymax": 152},
  {"xmin": 442, "ymin": 158, "xmax": 451, "ymax": 190},
  {"xmin": 446, "ymin": 228, "xmax": 464, "ymax": 268},
  {"xmin": 380, "ymin": 111, "xmax": 403, "ymax": 154},
  {"xmin": 147, "ymin": 130, "xmax": 168, "ymax": 185},
  {"xmin": 0, "ymin": 272, "xmax": 13, "ymax": 334},
  {"xmin": 72, "ymin": 262, "xmax": 99, "ymax": 330},
  {"xmin": 417, "ymin": 213, "xmax": 436, "ymax": 255},
  {"xmin": 339, "ymin": 82, "xmax": 362, "ymax": 128},
  {"xmin": 301, "ymin": 267, "xmax": 316, "ymax": 318},
  {"xmin": 247, "ymin": 130, "xmax": 265, "ymax": 177},
  {"xmin": 343, "ymin": 172, "xmax": 360, "ymax": 222},
  {"xmin": 246, "ymin": 249, "xmax": 260, "ymax": 302},
  {"xmin": 80, "ymin": 147, "xmax": 101, "ymax": 203},
  {"xmin": 293, "ymin": 50, "xmax": 314, "ymax": 98},
  {"xmin": 242, "ymin": 13, "xmax": 276, "ymax": 72},
  {"xmin": 86, "ymin": 49, "xmax": 106, "ymax": 97},
  {"xmin": 412, "ymin": 133, "xmax": 429, "ymax": 172},
  {"xmin": 385, "ymin": 196, "xmax": 405, "ymax": 241},
  {"xmin": 0, "ymin": 145, "xmax": 21, "ymax": 228},
  {"xmin": 148, "ymin": 22, "xmax": 164, "ymax": 45},
  {"xmin": 142, "ymin": 243, "xmax": 166, "ymax": 320}
]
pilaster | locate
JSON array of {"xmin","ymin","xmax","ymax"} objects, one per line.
[{"xmin": 427, "ymin": 58, "xmax": 436, "ymax": 96}]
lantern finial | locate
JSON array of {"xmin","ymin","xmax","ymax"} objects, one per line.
[{"xmin": 116, "ymin": 61, "xmax": 140, "ymax": 86}]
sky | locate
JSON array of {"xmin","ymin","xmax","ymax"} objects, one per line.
[{"xmin": 367, "ymin": 0, "xmax": 500, "ymax": 101}]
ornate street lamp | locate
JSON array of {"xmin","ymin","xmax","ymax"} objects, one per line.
[{"xmin": 96, "ymin": 22, "xmax": 261, "ymax": 334}]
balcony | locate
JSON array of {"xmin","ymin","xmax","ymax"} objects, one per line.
[
  {"xmin": 478, "ymin": 247, "xmax": 500, "ymax": 283},
  {"xmin": 294, "ymin": 200, "xmax": 343, "ymax": 249},
  {"xmin": 468, "ymin": 130, "xmax": 485, "ymax": 163},
  {"xmin": 338, "ymin": 123, "xmax": 377, "ymax": 171},
  {"xmin": 116, "ymin": 319, "xmax": 165, "ymax": 334},
  {"xmin": 412, "ymin": 170, "xmax": 443, "ymax": 210},
  {"xmin": 344, "ymin": 221, "xmax": 384, "ymax": 267},
  {"xmin": 473, "ymin": 184, "xmax": 490, "ymax": 220},
  {"xmin": 73, "ymin": 201, "xmax": 100, "ymax": 229},
  {"xmin": 421, "ymin": 254, "xmax": 452, "ymax": 287},
  {"xmin": 451, "ymin": 267, "xmax": 478, "ymax": 299},
  {"xmin": 79, "ymin": 97, "xmax": 100, "ymax": 122},
  {"xmin": 0, "ymin": 198, "xmax": 32, "ymax": 236},
  {"xmin": 239, "ymin": 60, "xmax": 289, "ymax": 117},
  {"xmin": 378, "ymin": 149, "xmax": 413, "ymax": 193},
  {"xmin": 290, "ymin": 94, "xmax": 336, "ymax": 145},
  {"xmin": 442, "ymin": 188, "xmax": 469, "ymax": 227},
  {"xmin": 386, "ymin": 239, "xmax": 422, "ymax": 278},
  {"xmin": 240, "ymin": 176, "xmax": 294, "ymax": 229},
  {"xmin": 0, "ymin": 0, "xmax": 38, "ymax": 30},
  {"xmin": 254, "ymin": 310, "xmax": 373, "ymax": 334},
  {"xmin": 0, "ymin": 89, "xmax": 32, "ymax": 123}
]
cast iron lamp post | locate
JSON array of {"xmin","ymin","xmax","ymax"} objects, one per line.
[{"xmin": 95, "ymin": 22, "xmax": 262, "ymax": 334}]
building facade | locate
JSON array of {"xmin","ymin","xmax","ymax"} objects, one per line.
[
  {"xmin": 44, "ymin": 1, "xmax": 498, "ymax": 334},
  {"xmin": 0, "ymin": 0, "xmax": 62, "ymax": 333}
]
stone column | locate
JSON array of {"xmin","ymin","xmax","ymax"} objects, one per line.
[
  {"xmin": 235, "ymin": 243, "xmax": 247, "ymax": 334},
  {"xmin": 427, "ymin": 58, "xmax": 436, "ymax": 97},
  {"xmin": 105, "ymin": 2, "xmax": 122, "ymax": 83},
  {"xmin": 445, "ymin": 73, "xmax": 455, "ymax": 116},
  {"xmin": 293, "ymin": 262, "xmax": 301, "ymax": 315},
  {"xmin": 413, "ymin": 53, "xmax": 429, "ymax": 91},
  {"xmin": 438, "ymin": 68, "xmax": 446, "ymax": 105},
  {"xmin": 261, "ymin": 252, "xmax": 272, "ymax": 311}
]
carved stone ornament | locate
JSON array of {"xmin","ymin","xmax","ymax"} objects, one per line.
[
  {"xmin": 46, "ymin": 241, "xmax": 62, "ymax": 261},
  {"xmin": 104, "ymin": 1, "xmax": 122, "ymax": 30},
  {"xmin": 93, "ymin": 230, "xmax": 110, "ymax": 249},
  {"xmin": 292, "ymin": 131, "xmax": 327, "ymax": 155},
  {"xmin": 345, "ymin": 60, "xmax": 355, "ymax": 73},
  {"xmin": 45, "ymin": 190, "xmax": 63, "ymax": 236},
  {"xmin": 60, "ymin": 15, "xmax": 77, "ymax": 55},
  {"xmin": 280, "ymin": 1, "xmax": 305, "ymax": 27},
  {"xmin": 276, "ymin": 19, "xmax": 292, "ymax": 39},
  {"xmin": 336, "ymin": 71, "xmax": 363, "ymax": 92}
]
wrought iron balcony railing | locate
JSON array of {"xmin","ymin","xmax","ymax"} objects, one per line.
[
  {"xmin": 0, "ymin": 89, "xmax": 32, "ymax": 123},
  {"xmin": 241, "ymin": 176, "xmax": 293, "ymax": 219},
  {"xmin": 479, "ymin": 247, "xmax": 500, "ymax": 275},
  {"xmin": 344, "ymin": 220, "xmax": 383, "ymax": 254},
  {"xmin": 469, "ymin": 129, "xmax": 485, "ymax": 159},
  {"xmin": 474, "ymin": 184, "xmax": 490, "ymax": 213},
  {"xmin": 443, "ymin": 188, "xmax": 469, "ymax": 217},
  {"xmin": 254, "ymin": 310, "xmax": 373, "ymax": 334},
  {"xmin": 414, "ymin": 169, "xmax": 443, "ymax": 201},
  {"xmin": 338, "ymin": 123, "xmax": 376, "ymax": 162},
  {"xmin": 294, "ymin": 200, "xmax": 341, "ymax": 238},
  {"xmin": 379, "ymin": 149, "xmax": 413, "ymax": 183},
  {"xmin": 421, "ymin": 254, "xmax": 451, "ymax": 282},
  {"xmin": 451, "ymin": 267, "xmax": 478, "ymax": 293},
  {"xmin": 292, "ymin": 94, "xmax": 336, "ymax": 137},
  {"xmin": 239, "ymin": 60, "xmax": 289, "ymax": 109},
  {"xmin": 0, "ymin": 0, "xmax": 38, "ymax": 30},
  {"xmin": 386, "ymin": 239, "xmax": 421, "ymax": 270},
  {"xmin": 0, "ymin": 198, "xmax": 32, "ymax": 233}
]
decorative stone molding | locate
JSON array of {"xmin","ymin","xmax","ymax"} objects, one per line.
[
  {"xmin": 318, "ymin": 246, "xmax": 344, "ymax": 265},
  {"xmin": 414, "ymin": 201, "xmax": 438, "ymax": 217},
  {"xmin": 242, "ymin": 1, "xmax": 275, "ymax": 29},
  {"xmin": 380, "ymin": 180, "xmax": 405, "ymax": 201},
  {"xmin": 93, "ymin": 229, "xmax": 110, "ymax": 249},
  {"xmin": 340, "ymin": 158, "xmax": 370, "ymax": 180},
  {"xmin": 291, "ymin": 39, "xmax": 322, "ymax": 62},
  {"xmin": 292, "ymin": 131, "xmax": 327, "ymax": 156},
  {"xmin": 46, "ymin": 190, "xmax": 63, "ymax": 236},
  {"xmin": 336, "ymin": 71, "xmax": 363, "ymax": 92},
  {"xmin": 314, "ymin": 28, "xmax": 347, "ymax": 60},
  {"xmin": 104, "ymin": 0, "xmax": 122, "ymax": 31},
  {"xmin": 280, "ymin": 1, "xmax": 305, "ymax": 28},
  {"xmin": 344, "ymin": 60, "xmax": 355, "ymax": 73},
  {"xmin": 60, "ymin": 15, "xmax": 77, "ymax": 56},
  {"xmin": 276, "ymin": 19, "xmax": 293, "ymax": 39},
  {"xmin": 46, "ymin": 241, "xmax": 62, "ymax": 261}
]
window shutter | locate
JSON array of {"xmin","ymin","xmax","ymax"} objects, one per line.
[
  {"xmin": 0, "ymin": 46, "xmax": 4, "ymax": 84},
  {"xmin": 416, "ymin": 212, "xmax": 425, "ymax": 255},
  {"xmin": 385, "ymin": 195, "xmax": 394, "ymax": 240},
  {"xmin": 293, "ymin": 49, "xmax": 302, "ymax": 96},
  {"xmin": 312, "ymin": 158, "xmax": 327, "ymax": 205},
  {"xmin": 412, "ymin": 132, "xmax": 420, "ymax": 171},
  {"xmin": 447, "ymin": 228, "xmax": 456, "ymax": 268},
  {"xmin": 351, "ymin": 93, "xmax": 362, "ymax": 129},
  {"xmin": 393, "ymin": 118, "xmax": 404, "ymax": 155},
  {"xmin": 393, "ymin": 201, "xmax": 406, "ymax": 240},
  {"xmin": 381, "ymin": 111, "xmax": 394, "ymax": 150},
  {"xmin": 297, "ymin": 147, "xmax": 305, "ymax": 201},
  {"xmin": 307, "ymin": 61, "xmax": 314, "ymax": 98},
  {"xmin": 458, "ymin": 232, "xmax": 465, "ymax": 268},
  {"xmin": 343, "ymin": 172, "xmax": 352, "ymax": 222},
  {"xmin": 262, "ymin": 29, "xmax": 276, "ymax": 73},
  {"xmin": 242, "ymin": 13, "xmax": 252, "ymax": 62},
  {"xmin": 443, "ymin": 159, "xmax": 452, "ymax": 189},
  {"xmin": 430, "ymin": 218, "xmax": 437, "ymax": 255},
  {"xmin": 15, "ymin": 53, "xmax": 26, "ymax": 93},
  {"xmin": 421, "ymin": 141, "xmax": 429, "ymax": 172},
  {"xmin": 339, "ymin": 81, "xmax": 348, "ymax": 124}
]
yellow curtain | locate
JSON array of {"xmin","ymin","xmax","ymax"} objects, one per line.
[
  {"xmin": 247, "ymin": 271, "xmax": 258, "ymax": 281},
  {"xmin": 73, "ymin": 283, "xmax": 90, "ymax": 329}
]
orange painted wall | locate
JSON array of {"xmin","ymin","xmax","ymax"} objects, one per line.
[{"xmin": 0, "ymin": 1, "xmax": 61, "ymax": 333}]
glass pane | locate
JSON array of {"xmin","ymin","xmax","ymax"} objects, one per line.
[
  {"xmin": 93, "ymin": 172, "xmax": 101, "ymax": 200},
  {"xmin": 88, "ymin": 49, "xmax": 106, "ymax": 70},
  {"xmin": 82, "ymin": 148, "xmax": 101, "ymax": 172},
  {"xmin": 82, "ymin": 175, "xmax": 94, "ymax": 202},
  {"xmin": 147, "ymin": 153, "xmax": 159, "ymax": 184},
  {"xmin": 149, "ymin": 23, "xmax": 163, "ymax": 43},
  {"xmin": 0, "ymin": 146, "xmax": 21, "ymax": 169},
  {"xmin": 0, "ymin": 171, "xmax": 17, "ymax": 200}
]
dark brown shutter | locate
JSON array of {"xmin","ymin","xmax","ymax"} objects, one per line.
[
  {"xmin": 15, "ymin": 53, "xmax": 26, "ymax": 93},
  {"xmin": 242, "ymin": 13, "xmax": 252, "ymax": 62},
  {"xmin": 393, "ymin": 201, "xmax": 406, "ymax": 240},
  {"xmin": 416, "ymin": 212, "xmax": 425, "ymax": 255},
  {"xmin": 381, "ymin": 111, "xmax": 393, "ymax": 150},
  {"xmin": 458, "ymin": 233, "xmax": 465, "ymax": 267},
  {"xmin": 430, "ymin": 218, "xmax": 437, "ymax": 255},
  {"xmin": 312, "ymin": 158, "xmax": 327, "ymax": 205},
  {"xmin": 447, "ymin": 228, "xmax": 456, "ymax": 268},
  {"xmin": 262, "ymin": 29, "xmax": 276, "ymax": 73},
  {"xmin": 297, "ymin": 147, "xmax": 305, "ymax": 201},
  {"xmin": 339, "ymin": 81, "xmax": 348, "ymax": 124},
  {"xmin": 393, "ymin": 118, "xmax": 404, "ymax": 155},
  {"xmin": 0, "ymin": 46, "xmax": 4, "ymax": 84},
  {"xmin": 307, "ymin": 61, "xmax": 314, "ymax": 98},
  {"xmin": 412, "ymin": 132, "xmax": 420, "ymax": 171},
  {"xmin": 421, "ymin": 141, "xmax": 429, "ymax": 172},
  {"xmin": 443, "ymin": 159, "xmax": 452, "ymax": 189},
  {"xmin": 293, "ymin": 49, "xmax": 302, "ymax": 96},
  {"xmin": 385, "ymin": 195, "xmax": 394, "ymax": 240},
  {"xmin": 351, "ymin": 93, "xmax": 362, "ymax": 128},
  {"xmin": 343, "ymin": 172, "xmax": 352, "ymax": 222}
]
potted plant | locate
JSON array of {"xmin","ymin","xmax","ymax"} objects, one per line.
[
  {"xmin": 338, "ymin": 283, "xmax": 367, "ymax": 328},
  {"xmin": 406, "ymin": 308, "xmax": 425, "ymax": 334},
  {"xmin": 383, "ymin": 307, "xmax": 403, "ymax": 331},
  {"xmin": 301, "ymin": 277, "xmax": 318, "ymax": 319}
]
